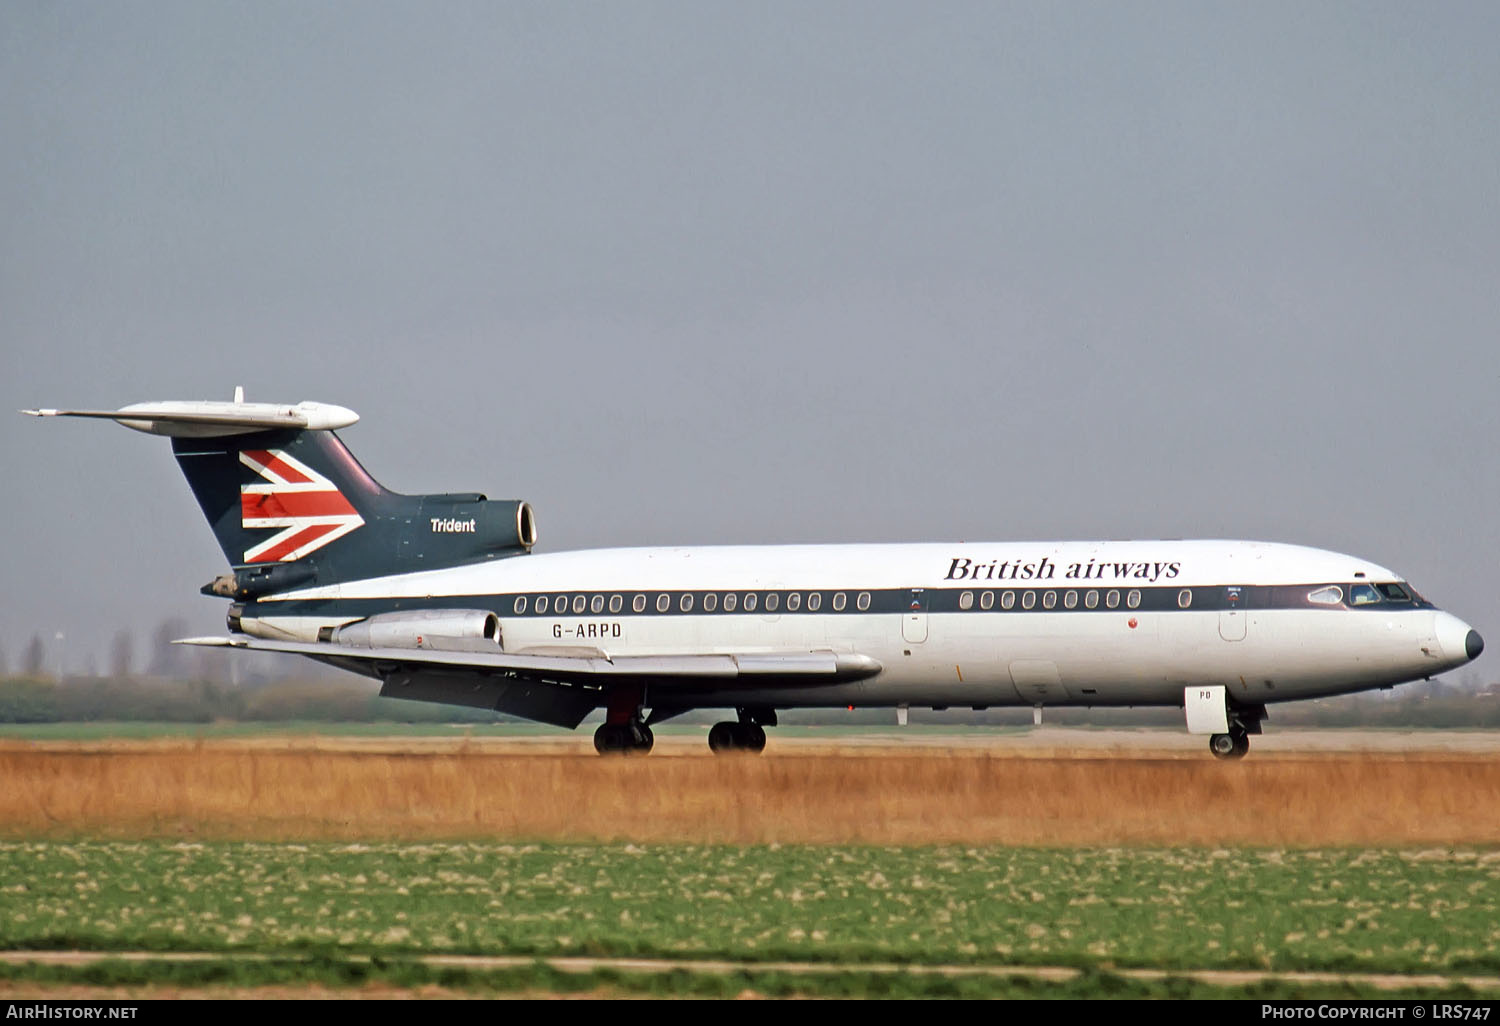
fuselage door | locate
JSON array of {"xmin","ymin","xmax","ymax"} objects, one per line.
[
  {"xmin": 1219, "ymin": 586, "xmax": 1248, "ymax": 642},
  {"xmin": 902, "ymin": 588, "xmax": 928, "ymax": 644}
]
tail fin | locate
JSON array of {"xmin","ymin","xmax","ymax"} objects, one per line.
[
  {"xmin": 24, "ymin": 396, "xmax": 537, "ymax": 597},
  {"xmin": 174, "ymin": 427, "xmax": 392, "ymax": 588}
]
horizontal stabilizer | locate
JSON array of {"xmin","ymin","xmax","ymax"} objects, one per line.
[{"xmin": 21, "ymin": 399, "xmax": 358, "ymax": 437}]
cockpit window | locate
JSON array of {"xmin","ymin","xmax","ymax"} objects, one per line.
[
  {"xmin": 1349, "ymin": 583, "xmax": 1382, "ymax": 606},
  {"xmin": 1377, "ymin": 583, "xmax": 1411, "ymax": 602},
  {"xmin": 1308, "ymin": 586, "xmax": 1343, "ymax": 605}
]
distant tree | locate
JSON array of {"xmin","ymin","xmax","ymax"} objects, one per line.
[
  {"xmin": 0, "ymin": 641, "xmax": 7, "ymax": 677},
  {"xmin": 22, "ymin": 634, "xmax": 46, "ymax": 677},
  {"xmin": 109, "ymin": 630, "xmax": 134, "ymax": 679},
  {"xmin": 148, "ymin": 618, "xmax": 189, "ymax": 678}
]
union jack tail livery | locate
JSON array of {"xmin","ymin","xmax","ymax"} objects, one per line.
[
  {"xmin": 238, "ymin": 448, "xmax": 365, "ymax": 563},
  {"xmin": 169, "ymin": 422, "xmax": 534, "ymax": 597},
  {"xmin": 22, "ymin": 393, "xmax": 536, "ymax": 601}
]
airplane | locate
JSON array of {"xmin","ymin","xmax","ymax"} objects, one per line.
[{"xmin": 23, "ymin": 393, "xmax": 1484, "ymax": 759}]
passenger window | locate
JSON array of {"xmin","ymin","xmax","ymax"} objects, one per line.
[
  {"xmin": 608, "ymin": 594, "xmax": 622, "ymax": 613},
  {"xmin": 745, "ymin": 593, "xmax": 758, "ymax": 612},
  {"xmin": 807, "ymin": 593, "xmax": 822, "ymax": 611},
  {"xmin": 591, "ymin": 595, "xmax": 604, "ymax": 614},
  {"xmin": 703, "ymin": 593, "xmax": 717, "ymax": 612},
  {"xmin": 787, "ymin": 593, "xmax": 801, "ymax": 611},
  {"xmin": 765, "ymin": 593, "xmax": 780, "ymax": 612},
  {"xmin": 1022, "ymin": 591, "xmax": 1036, "ymax": 610},
  {"xmin": 724, "ymin": 593, "xmax": 738, "ymax": 612},
  {"xmin": 680, "ymin": 593, "xmax": 694, "ymax": 612},
  {"xmin": 1308, "ymin": 586, "xmax": 1343, "ymax": 606},
  {"xmin": 632, "ymin": 594, "xmax": 646, "ymax": 613},
  {"xmin": 555, "ymin": 595, "xmax": 566, "ymax": 612},
  {"xmin": 1064, "ymin": 590, "xmax": 1078, "ymax": 609},
  {"xmin": 1085, "ymin": 590, "xmax": 1099, "ymax": 609},
  {"xmin": 1127, "ymin": 590, "xmax": 1141, "ymax": 609},
  {"xmin": 656, "ymin": 593, "xmax": 671, "ymax": 613},
  {"xmin": 1178, "ymin": 589, "xmax": 1192, "ymax": 609},
  {"xmin": 856, "ymin": 592, "xmax": 871, "ymax": 611},
  {"xmin": 960, "ymin": 591, "xmax": 974, "ymax": 610},
  {"xmin": 980, "ymin": 590, "xmax": 995, "ymax": 610},
  {"xmin": 573, "ymin": 595, "xmax": 586, "ymax": 614},
  {"xmin": 513, "ymin": 596, "xmax": 527, "ymax": 614},
  {"xmin": 1106, "ymin": 590, "xmax": 1120, "ymax": 609},
  {"xmin": 536, "ymin": 596, "xmax": 549, "ymax": 614},
  {"xmin": 1042, "ymin": 590, "xmax": 1057, "ymax": 610},
  {"xmin": 1000, "ymin": 591, "xmax": 1014, "ymax": 610},
  {"xmin": 1350, "ymin": 584, "xmax": 1382, "ymax": 606}
]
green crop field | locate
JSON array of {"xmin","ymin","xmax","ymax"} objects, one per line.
[{"xmin": 3, "ymin": 841, "xmax": 1498, "ymax": 997}]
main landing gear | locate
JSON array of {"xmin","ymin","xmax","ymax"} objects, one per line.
[
  {"xmin": 708, "ymin": 707, "xmax": 775, "ymax": 755},
  {"xmin": 594, "ymin": 683, "xmax": 653, "ymax": 755},
  {"xmin": 594, "ymin": 720, "xmax": 654, "ymax": 754},
  {"xmin": 708, "ymin": 721, "xmax": 765, "ymax": 753}
]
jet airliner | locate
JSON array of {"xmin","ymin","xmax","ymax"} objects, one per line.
[{"xmin": 24, "ymin": 395, "xmax": 1484, "ymax": 758}]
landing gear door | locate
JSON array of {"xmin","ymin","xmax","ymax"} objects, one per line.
[
  {"xmin": 1219, "ymin": 586, "xmax": 1248, "ymax": 642},
  {"xmin": 1185, "ymin": 685, "xmax": 1229, "ymax": 735}
]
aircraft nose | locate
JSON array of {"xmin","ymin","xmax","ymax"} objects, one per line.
[{"xmin": 1434, "ymin": 612, "xmax": 1483, "ymax": 665}]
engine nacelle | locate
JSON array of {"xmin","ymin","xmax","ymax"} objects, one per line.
[
  {"xmin": 323, "ymin": 609, "xmax": 502, "ymax": 651},
  {"xmin": 417, "ymin": 495, "xmax": 537, "ymax": 556}
]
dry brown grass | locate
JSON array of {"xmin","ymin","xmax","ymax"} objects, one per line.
[{"xmin": 3, "ymin": 736, "xmax": 1498, "ymax": 846}]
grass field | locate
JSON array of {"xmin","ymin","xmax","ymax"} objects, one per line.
[
  {"xmin": 5, "ymin": 841, "xmax": 1499, "ymax": 974},
  {"xmin": 4, "ymin": 841, "xmax": 1500, "ymax": 998},
  {"xmin": 3, "ymin": 735, "xmax": 1498, "ymax": 998}
]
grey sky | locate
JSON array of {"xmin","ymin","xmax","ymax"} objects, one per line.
[{"xmin": 3, "ymin": 2, "xmax": 1497, "ymax": 675}]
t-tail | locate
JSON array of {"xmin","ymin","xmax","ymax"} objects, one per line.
[{"xmin": 22, "ymin": 393, "xmax": 537, "ymax": 599}]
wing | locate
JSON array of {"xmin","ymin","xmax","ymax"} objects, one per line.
[{"xmin": 177, "ymin": 635, "xmax": 882, "ymax": 728}]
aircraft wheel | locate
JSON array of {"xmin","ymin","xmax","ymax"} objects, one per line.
[
  {"xmin": 708, "ymin": 722, "xmax": 737, "ymax": 753},
  {"xmin": 740, "ymin": 723, "xmax": 766, "ymax": 752},
  {"xmin": 594, "ymin": 723, "xmax": 615, "ymax": 754},
  {"xmin": 595, "ymin": 723, "xmax": 649, "ymax": 755},
  {"xmin": 594, "ymin": 723, "xmax": 623, "ymax": 754},
  {"xmin": 1209, "ymin": 732, "xmax": 1248, "ymax": 760}
]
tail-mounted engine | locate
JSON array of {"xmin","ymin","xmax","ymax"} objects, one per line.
[
  {"xmin": 318, "ymin": 609, "xmax": 503, "ymax": 652},
  {"xmin": 406, "ymin": 495, "xmax": 537, "ymax": 565}
]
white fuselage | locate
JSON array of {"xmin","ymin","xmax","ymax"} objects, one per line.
[{"xmin": 238, "ymin": 539, "xmax": 1476, "ymax": 712}]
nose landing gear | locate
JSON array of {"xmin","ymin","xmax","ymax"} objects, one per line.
[{"xmin": 1208, "ymin": 729, "xmax": 1250, "ymax": 760}]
